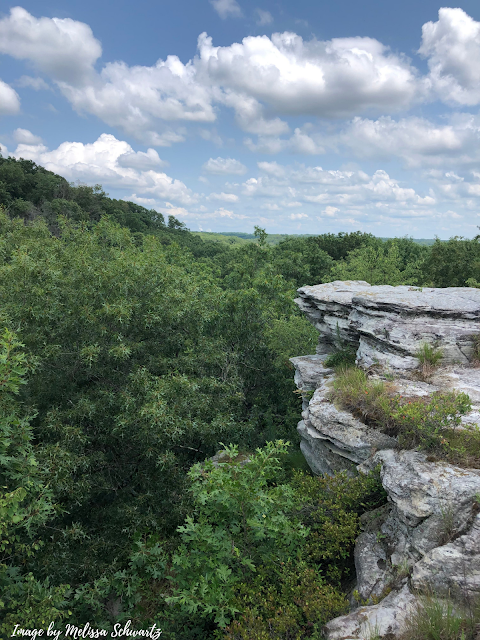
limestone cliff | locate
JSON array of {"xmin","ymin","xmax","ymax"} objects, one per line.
[{"xmin": 291, "ymin": 281, "xmax": 480, "ymax": 639}]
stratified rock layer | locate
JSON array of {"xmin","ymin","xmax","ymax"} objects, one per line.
[
  {"xmin": 291, "ymin": 281, "xmax": 480, "ymax": 639},
  {"xmin": 296, "ymin": 281, "xmax": 480, "ymax": 370}
]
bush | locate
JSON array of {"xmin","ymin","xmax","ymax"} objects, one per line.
[{"xmin": 331, "ymin": 367, "xmax": 479, "ymax": 467}]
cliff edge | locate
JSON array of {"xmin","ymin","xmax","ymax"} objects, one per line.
[{"xmin": 291, "ymin": 281, "xmax": 480, "ymax": 639}]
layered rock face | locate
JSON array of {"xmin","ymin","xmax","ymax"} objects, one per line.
[
  {"xmin": 291, "ymin": 281, "xmax": 480, "ymax": 639},
  {"xmin": 296, "ymin": 281, "xmax": 480, "ymax": 370}
]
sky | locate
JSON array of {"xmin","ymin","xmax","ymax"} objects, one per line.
[{"xmin": 2, "ymin": 3, "xmax": 480, "ymax": 237}]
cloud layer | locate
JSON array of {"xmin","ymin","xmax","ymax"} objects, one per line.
[{"xmin": 3, "ymin": 7, "xmax": 480, "ymax": 142}]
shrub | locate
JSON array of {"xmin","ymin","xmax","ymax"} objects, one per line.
[
  {"xmin": 324, "ymin": 347, "xmax": 357, "ymax": 370},
  {"xmin": 292, "ymin": 467, "xmax": 387, "ymax": 584},
  {"xmin": 471, "ymin": 334, "xmax": 480, "ymax": 366},
  {"xmin": 331, "ymin": 367, "xmax": 479, "ymax": 467},
  {"xmin": 223, "ymin": 562, "xmax": 347, "ymax": 640}
]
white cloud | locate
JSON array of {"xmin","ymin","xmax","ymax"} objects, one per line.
[
  {"xmin": 210, "ymin": 0, "xmax": 243, "ymax": 19},
  {"xmin": 420, "ymin": 8, "xmax": 480, "ymax": 105},
  {"xmin": 0, "ymin": 7, "xmax": 101, "ymax": 84},
  {"xmin": 13, "ymin": 128, "xmax": 43, "ymax": 144},
  {"xmin": 257, "ymin": 161, "xmax": 285, "ymax": 177},
  {"xmin": 261, "ymin": 202, "xmax": 281, "ymax": 210},
  {"xmin": 14, "ymin": 133, "xmax": 196, "ymax": 205},
  {"xmin": 117, "ymin": 148, "xmax": 168, "ymax": 170},
  {"xmin": 289, "ymin": 127, "xmax": 324, "ymax": 154},
  {"xmin": 323, "ymin": 206, "xmax": 339, "ymax": 217},
  {"xmin": 0, "ymin": 79, "xmax": 20, "ymax": 115},
  {"xmin": 207, "ymin": 192, "xmax": 239, "ymax": 202},
  {"xmin": 0, "ymin": 8, "xmax": 423, "ymax": 142},
  {"xmin": 245, "ymin": 126, "xmax": 325, "ymax": 155},
  {"xmin": 254, "ymin": 9, "xmax": 273, "ymax": 25},
  {"xmin": 203, "ymin": 156, "xmax": 247, "ymax": 174},
  {"xmin": 16, "ymin": 75, "xmax": 50, "ymax": 90},
  {"xmin": 221, "ymin": 91, "xmax": 289, "ymax": 135},
  {"xmin": 197, "ymin": 31, "xmax": 418, "ymax": 118},
  {"xmin": 338, "ymin": 114, "xmax": 480, "ymax": 167},
  {"xmin": 289, "ymin": 212, "xmax": 308, "ymax": 219}
]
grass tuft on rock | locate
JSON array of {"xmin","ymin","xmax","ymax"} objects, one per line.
[{"xmin": 331, "ymin": 367, "xmax": 480, "ymax": 467}]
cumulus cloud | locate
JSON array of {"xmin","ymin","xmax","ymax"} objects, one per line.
[
  {"xmin": 240, "ymin": 164, "xmax": 435, "ymax": 217},
  {"xmin": 203, "ymin": 156, "xmax": 247, "ymax": 174},
  {"xmin": 0, "ymin": 79, "xmax": 20, "ymax": 115},
  {"xmin": 257, "ymin": 161, "xmax": 285, "ymax": 177},
  {"xmin": 13, "ymin": 128, "xmax": 43, "ymax": 144},
  {"xmin": 117, "ymin": 148, "xmax": 168, "ymax": 170},
  {"xmin": 0, "ymin": 8, "xmax": 425, "ymax": 143},
  {"xmin": 221, "ymin": 91, "xmax": 289, "ymax": 134},
  {"xmin": 420, "ymin": 8, "xmax": 480, "ymax": 105},
  {"xmin": 290, "ymin": 212, "xmax": 308, "ymax": 219},
  {"xmin": 196, "ymin": 31, "xmax": 419, "ymax": 118},
  {"xmin": 14, "ymin": 133, "xmax": 196, "ymax": 205},
  {"xmin": 323, "ymin": 206, "xmax": 339, "ymax": 217},
  {"xmin": 338, "ymin": 114, "xmax": 480, "ymax": 167},
  {"xmin": 210, "ymin": 0, "xmax": 243, "ymax": 19},
  {"xmin": 0, "ymin": 7, "xmax": 101, "ymax": 84}
]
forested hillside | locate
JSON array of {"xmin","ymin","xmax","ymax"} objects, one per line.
[{"xmin": 1, "ymin": 154, "xmax": 480, "ymax": 637}]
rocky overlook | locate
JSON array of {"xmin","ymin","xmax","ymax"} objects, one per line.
[{"xmin": 291, "ymin": 281, "xmax": 480, "ymax": 639}]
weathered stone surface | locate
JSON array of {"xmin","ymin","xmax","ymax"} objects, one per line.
[
  {"xmin": 296, "ymin": 282, "xmax": 480, "ymax": 372},
  {"xmin": 298, "ymin": 378, "xmax": 398, "ymax": 475},
  {"xmin": 297, "ymin": 419, "xmax": 362, "ymax": 476},
  {"xmin": 323, "ymin": 585, "xmax": 416, "ymax": 640},
  {"xmin": 295, "ymin": 280, "xmax": 371, "ymax": 347},
  {"xmin": 292, "ymin": 282, "xmax": 480, "ymax": 637},
  {"xmin": 411, "ymin": 513, "xmax": 480, "ymax": 598},
  {"xmin": 373, "ymin": 450, "xmax": 480, "ymax": 550},
  {"xmin": 290, "ymin": 354, "xmax": 332, "ymax": 390},
  {"xmin": 354, "ymin": 505, "xmax": 393, "ymax": 603},
  {"xmin": 290, "ymin": 354, "xmax": 332, "ymax": 409}
]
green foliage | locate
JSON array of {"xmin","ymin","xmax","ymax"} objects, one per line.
[
  {"xmin": 331, "ymin": 367, "xmax": 478, "ymax": 465},
  {"xmin": 165, "ymin": 442, "xmax": 306, "ymax": 627},
  {"xmin": 425, "ymin": 235, "xmax": 480, "ymax": 287},
  {"xmin": 324, "ymin": 325, "xmax": 357, "ymax": 370},
  {"xmin": 393, "ymin": 392, "xmax": 472, "ymax": 455},
  {"xmin": 401, "ymin": 594, "xmax": 480, "ymax": 640},
  {"xmin": 328, "ymin": 241, "xmax": 427, "ymax": 286},
  {"xmin": 292, "ymin": 468, "xmax": 387, "ymax": 584},
  {"xmin": 223, "ymin": 563, "xmax": 346, "ymax": 640},
  {"xmin": 0, "ymin": 329, "xmax": 72, "ymax": 632},
  {"xmin": 415, "ymin": 342, "xmax": 443, "ymax": 379}
]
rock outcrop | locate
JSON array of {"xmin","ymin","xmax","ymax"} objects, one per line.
[
  {"xmin": 296, "ymin": 281, "xmax": 480, "ymax": 371},
  {"xmin": 291, "ymin": 281, "xmax": 480, "ymax": 639}
]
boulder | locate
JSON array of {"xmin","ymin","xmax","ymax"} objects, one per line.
[{"xmin": 323, "ymin": 585, "xmax": 416, "ymax": 640}]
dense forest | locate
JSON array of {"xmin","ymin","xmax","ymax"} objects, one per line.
[{"xmin": 1, "ymin": 154, "xmax": 480, "ymax": 638}]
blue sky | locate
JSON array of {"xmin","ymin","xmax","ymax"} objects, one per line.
[{"xmin": 2, "ymin": 2, "xmax": 480, "ymax": 237}]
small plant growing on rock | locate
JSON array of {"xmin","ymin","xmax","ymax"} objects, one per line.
[
  {"xmin": 471, "ymin": 334, "xmax": 480, "ymax": 367},
  {"xmin": 400, "ymin": 593, "xmax": 480, "ymax": 640},
  {"xmin": 331, "ymin": 367, "xmax": 480, "ymax": 467},
  {"xmin": 324, "ymin": 324, "xmax": 357, "ymax": 370},
  {"xmin": 415, "ymin": 342, "xmax": 443, "ymax": 380}
]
